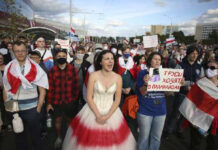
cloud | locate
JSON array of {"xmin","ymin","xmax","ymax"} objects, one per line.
[
  {"xmin": 106, "ymin": 20, "xmax": 123, "ymax": 27},
  {"xmin": 29, "ymin": 0, "xmax": 80, "ymax": 17},
  {"xmin": 154, "ymin": 0, "xmax": 167, "ymax": 7},
  {"xmin": 177, "ymin": 8, "xmax": 218, "ymax": 35},
  {"xmin": 198, "ymin": 0, "xmax": 212, "ymax": 3},
  {"xmin": 109, "ymin": 9, "xmax": 165, "ymax": 20},
  {"xmin": 87, "ymin": 24, "xmax": 147, "ymax": 37}
]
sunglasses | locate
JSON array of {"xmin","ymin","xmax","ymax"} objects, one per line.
[{"xmin": 206, "ymin": 66, "xmax": 218, "ymax": 70}]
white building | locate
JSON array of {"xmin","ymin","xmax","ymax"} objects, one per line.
[{"xmin": 195, "ymin": 22, "xmax": 218, "ymax": 41}]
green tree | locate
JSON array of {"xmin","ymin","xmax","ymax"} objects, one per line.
[
  {"xmin": 184, "ymin": 35, "xmax": 196, "ymax": 45},
  {"xmin": 172, "ymin": 31, "xmax": 185, "ymax": 44},
  {"xmin": 0, "ymin": 0, "xmax": 26, "ymax": 37},
  {"xmin": 158, "ymin": 34, "xmax": 169, "ymax": 44}
]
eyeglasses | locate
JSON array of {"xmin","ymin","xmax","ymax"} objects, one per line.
[
  {"xmin": 206, "ymin": 66, "xmax": 218, "ymax": 70},
  {"xmin": 14, "ymin": 50, "xmax": 27, "ymax": 54}
]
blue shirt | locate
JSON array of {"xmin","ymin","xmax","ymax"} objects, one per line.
[
  {"xmin": 136, "ymin": 70, "xmax": 166, "ymax": 116},
  {"xmin": 44, "ymin": 60, "xmax": 54, "ymax": 71}
]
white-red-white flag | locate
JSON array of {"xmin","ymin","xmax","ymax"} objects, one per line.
[
  {"xmin": 123, "ymin": 39, "xmax": 129, "ymax": 45},
  {"xmin": 179, "ymin": 77, "xmax": 218, "ymax": 131},
  {"xmin": 71, "ymin": 27, "xmax": 75, "ymax": 34},
  {"xmin": 29, "ymin": 20, "xmax": 35, "ymax": 27},
  {"xmin": 166, "ymin": 37, "xmax": 174, "ymax": 46}
]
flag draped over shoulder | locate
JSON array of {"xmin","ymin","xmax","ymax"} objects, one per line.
[
  {"xmin": 3, "ymin": 58, "xmax": 49, "ymax": 97},
  {"xmin": 179, "ymin": 77, "xmax": 218, "ymax": 132}
]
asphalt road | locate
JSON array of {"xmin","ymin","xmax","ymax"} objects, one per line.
[{"xmin": 0, "ymin": 95, "xmax": 191, "ymax": 150}]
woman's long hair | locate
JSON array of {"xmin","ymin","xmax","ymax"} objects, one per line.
[
  {"xmin": 146, "ymin": 52, "xmax": 163, "ymax": 68},
  {"xmin": 94, "ymin": 50, "xmax": 118, "ymax": 73}
]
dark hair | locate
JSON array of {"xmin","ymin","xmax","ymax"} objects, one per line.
[
  {"xmin": 13, "ymin": 41, "xmax": 27, "ymax": 50},
  {"xmin": 136, "ymin": 55, "xmax": 145, "ymax": 65},
  {"xmin": 121, "ymin": 45, "xmax": 130, "ymax": 52},
  {"xmin": 29, "ymin": 51, "xmax": 41, "ymax": 57},
  {"xmin": 0, "ymin": 53, "xmax": 3, "ymax": 58},
  {"xmin": 76, "ymin": 46, "xmax": 85, "ymax": 52},
  {"xmin": 214, "ymin": 47, "xmax": 218, "ymax": 53},
  {"xmin": 186, "ymin": 45, "xmax": 199, "ymax": 56},
  {"xmin": 7, "ymin": 42, "xmax": 13, "ymax": 46},
  {"xmin": 95, "ymin": 50, "xmax": 118, "ymax": 72},
  {"xmin": 55, "ymin": 48, "xmax": 67, "ymax": 56},
  {"xmin": 146, "ymin": 52, "xmax": 163, "ymax": 68},
  {"xmin": 54, "ymin": 43, "xmax": 61, "ymax": 47}
]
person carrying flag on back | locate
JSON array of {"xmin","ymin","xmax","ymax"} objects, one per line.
[{"xmin": 179, "ymin": 60, "xmax": 218, "ymax": 150}]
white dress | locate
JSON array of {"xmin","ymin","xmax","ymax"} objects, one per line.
[{"xmin": 62, "ymin": 80, "xmax": 136, "ymax": 150}]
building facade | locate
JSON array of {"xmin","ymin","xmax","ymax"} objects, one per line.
[
  {"xmin": 151, "ymin": 25, "xmax": 178, "ymax": 35},
  {"xmin": 195, "ymin": 22, "xmax": 218, "ymax": 41}
]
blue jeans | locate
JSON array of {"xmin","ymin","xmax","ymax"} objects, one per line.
[{"xmin": 137, "ymin": 113, "xmax": 166, "ymax": 150}]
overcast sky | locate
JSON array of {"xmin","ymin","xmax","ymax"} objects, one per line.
[{"xmin": 18, "ymin": 0, "xmax": 218, "ymax": 37}]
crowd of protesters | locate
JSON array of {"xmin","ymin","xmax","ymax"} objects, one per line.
[{"xmin": 0, "ymin": 34, "xmax": 217, "ymax": 150}]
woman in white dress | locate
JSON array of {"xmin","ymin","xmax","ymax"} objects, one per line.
[{"xmin": 63, "ymin": 50, "xmax": 136, "ymax": 150}]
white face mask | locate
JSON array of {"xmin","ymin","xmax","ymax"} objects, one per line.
[
  {"xmin": 76, "ymin": 54, "xmax": 84, "ymax": 60},
  {"xmin": 111, "ymin": 48, "xmax": 117, "ymax": 54},
  {"xmin": 103, "ymin": 46, "xmax": 108, "ymax": 50},
  {"xmin": 118, "ymin": 50, "xmax": 122, "ymax": 55},
  {"xmin": 206, "ymin": 68, "xmax": 218, "ymax": 78}
]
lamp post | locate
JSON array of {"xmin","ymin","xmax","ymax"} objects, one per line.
[{"xmin": 164, "ymin": 14, "xmax": 173, "ymax": 36}]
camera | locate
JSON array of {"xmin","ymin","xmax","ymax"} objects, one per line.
[{"xmin": 153, "ymin": 68, "xmax": 159, "ymax": 75}]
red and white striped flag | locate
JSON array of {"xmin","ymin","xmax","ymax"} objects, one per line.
[
  {"xmin": 166, "ymin": 37, "xmax": 174, "ymax": 46},
  {"xmin": 179, "ymin": 77, "xmax": 218, "ymax": 131},
  {"xmin": 29, "ymin": 20, "xmax": 35, "ymax": 27},
  {"xmin": 71, "ymin": 27, "xmax": 75, "ymax": 34},
  {"xmin": 123, "ymin": 39, "xmax": 129, "ymax": 45}
]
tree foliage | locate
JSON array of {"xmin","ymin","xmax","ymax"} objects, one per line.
[{"xmin": 0, "ymin": 0, "xmax": 26, "ymax": 37}]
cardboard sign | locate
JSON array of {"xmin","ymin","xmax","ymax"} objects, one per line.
[
  {"xmin": 143, "ymin": 35, "xmax": 158, "ymax": 48},
  {"xmin": 147, "ymin": 68, "xmax": 184, "ymax": 92},
  {"xmin": 55, "ymin": 39, "xmax": 69, "ymax": 49}
]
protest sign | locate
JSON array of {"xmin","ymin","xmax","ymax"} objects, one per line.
[
  {"xmin": 143, "ymin": 35, "xmax": 158, "ymax": 48},
  {"xmin": 55, "ymin": 39, "xmax": 69, "ymax": 49},
  {"xmin": 147, "ymin": 68, "xmax": 184, "ymax": 92}
]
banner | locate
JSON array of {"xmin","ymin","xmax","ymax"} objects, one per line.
[
  {"xmin": 55, "ymin": 39, "xmax": 69, "ymax": 49},
  {"xmin": 143, "ymin": 35, "xmax": 158, "ymax": 48},
  {"xmin": 147, "ymin": 68, "xmax": 184, "ymax": 92}
]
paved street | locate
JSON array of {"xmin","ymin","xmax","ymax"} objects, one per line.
[
  {"xmin": 0, "ymin": 95, "xmax": 192, "ymax": 150},
  {"xmin": 0, "ymin": 127, "xmax": 191, "ymax": 150}
]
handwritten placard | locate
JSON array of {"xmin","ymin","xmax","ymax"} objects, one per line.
[
  {"xmin": 147, "ymin": 68, "xmax": 184, "ymax": 92},
  {"xmin": 143, "ymin": 35, "xmax": 158, "ymax": 48}
]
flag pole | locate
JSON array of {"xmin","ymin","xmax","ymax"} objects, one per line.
[{"xmin": 69, "ymin": 0, "xmax": 72, "ymax": 42}]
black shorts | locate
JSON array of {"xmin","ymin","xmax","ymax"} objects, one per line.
[{"xmin": 52, "ymin": 101, "xmax": 78, "ymax": 119}]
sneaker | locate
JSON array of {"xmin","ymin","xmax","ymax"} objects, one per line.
[{"xmin": 54, "ymin": 137, "xmax": 62, "ymax": 149}]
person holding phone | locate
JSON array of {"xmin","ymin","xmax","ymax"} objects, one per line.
[{"xmin": 136, "ymin": 52, "xmax": 166, "ymax": 150}]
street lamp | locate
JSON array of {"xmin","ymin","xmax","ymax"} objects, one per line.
[{"xmin": 163, "ymin": 14, "xmax": 173, "ymax": 36}]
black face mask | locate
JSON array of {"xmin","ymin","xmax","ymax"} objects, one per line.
[{"xmin": 56, "ymin": 58, "xmax": 67, "ymax": 64}]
